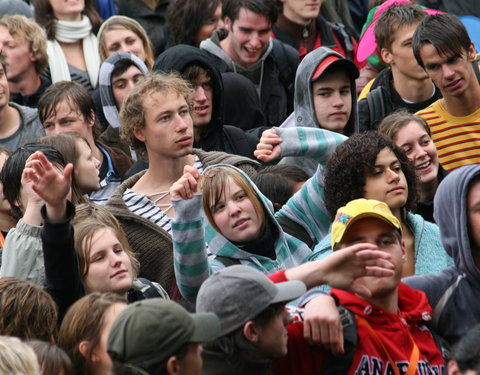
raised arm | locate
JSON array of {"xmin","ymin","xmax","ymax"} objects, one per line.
[
  {"xmin": 258, "ymin": 127, "xmax": 346, "ymax": 245},
  {"xmin": 25, "ymin": 152, "xmax": 84, "ymax": 321},
  {"xmin": 0, "ymin": 153, "xmax": 50, "ymax": 284},
  {"xmin": 171, "ymin": 165, "xmax": 211, "ymax": 300}
]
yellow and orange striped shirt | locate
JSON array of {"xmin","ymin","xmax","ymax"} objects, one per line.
[{"xmin": 416, "ymin": 100, "xmax": 480, "ymax": 171}]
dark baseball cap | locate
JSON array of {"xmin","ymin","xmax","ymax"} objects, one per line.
[
  {"xmin": 196, "ymin": 265, "xmax": 306, "ymax": 336},
  {"xmin": 311, "ymin": 54, "xmax": 359, "ymax": 81},
  {"xmin": 108, "ymin": 298, "xmax": 220, "ymax": 374}
]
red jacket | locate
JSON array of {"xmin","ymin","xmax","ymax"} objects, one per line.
[{"xmin": 272, "ymin": 282, "xmax": 445, "ymax": 375}]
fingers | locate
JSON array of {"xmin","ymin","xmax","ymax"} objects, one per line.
[
  {"xmin": 254, "ymin": 129, "xmax": 283, "ymax": 162},
  {"xmin": 183, "ymin": 165, "xmax": 200, "ymax": 180},
  {"xmin": 170, "ymin": 172, "xmax": 199, "ymax": 199}
]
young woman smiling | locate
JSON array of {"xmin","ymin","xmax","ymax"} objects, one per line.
[{"xmin": 379, "ymin": 110, "xmax": 447, "ymax": 223}]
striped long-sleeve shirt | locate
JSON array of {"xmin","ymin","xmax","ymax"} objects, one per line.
[
  {"xmin": 416, "ymin": 100, "xmax": 480, "ymax": 171},
  {"xmin": 172, "ymin": 127, "xmax": 346, "ymax": 299}
]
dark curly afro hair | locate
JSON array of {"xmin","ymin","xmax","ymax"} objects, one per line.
[{"xmin": 324, "ymin": 131, "xmax": 417, "ymax": 220}]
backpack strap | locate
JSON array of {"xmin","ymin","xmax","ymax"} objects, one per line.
[
  {"xmin": 214, "ymin": 256, "xmax": 241, "ymax": 267},
  {"xmin": 365, "ymin": 87, "xmax": 386, "ymax": 130},
  {"xmin": 320, "ymin": 305, "xmax": 358, "ymax": 375},
  {"xmin": 271, "ymin": 39, "xmax": 296, "ymax": 98},
  {"xmin": 431, "ymin": 273, "xmax": 465, "ymax": 329}
]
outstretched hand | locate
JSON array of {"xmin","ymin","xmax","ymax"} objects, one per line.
[
  {"xmin": 322, "ymin": 244, "xmax": 395, "ymax": 298},
  {"xmin": 254, "ymin": 128, "xmax": 283, "ymax": 162},
  {"xmin": 170, "ymin": 165, "xmax": 201, "ymax": 200},
  {"xmin": 23, "ymin": 151, "xmax": 73, "ymax": 208}
]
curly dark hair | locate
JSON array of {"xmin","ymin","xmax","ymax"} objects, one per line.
[
  {"xmin": 167, "ymin": 0, "xmax": 222, "ymax": 46},
  {"xmin": 324, "ymin": 131, "xmax": 417, "ymax": 220}
]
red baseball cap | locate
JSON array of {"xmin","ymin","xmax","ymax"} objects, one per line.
[{"xmin": 311, "ymin": 54, "xmax": 359, "ymax": 81}]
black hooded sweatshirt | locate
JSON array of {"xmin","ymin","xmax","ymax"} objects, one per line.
[{"xmin": 153, "ymin": 45, "xmax": 258, "ymax": 159}]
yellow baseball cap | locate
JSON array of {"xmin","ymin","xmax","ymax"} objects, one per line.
[{"xmin": 331, "ymin": 199, "xmax": 402, "ymax": 249}]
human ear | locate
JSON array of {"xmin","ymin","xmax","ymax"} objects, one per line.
[
  {"xmin": 243, "ymin": 321, "xmax": 260, "ymax": 343},
  {"xmin": 132, "ymin": 126, "xmax": 146, "ymax": 142},
  {"xmin": 223, "ymin": 17, "xmax": 233, "ymax": 33},
  {"xmin": 400, "ymin": 240, "xmax": 407, "ymax": 263},
  {"xmin": 467, "ymin": 42, "xmax": 476, "ymax": 62},
  {"xmin": 447, "ymin": 360, "xmax": 461, "ymax": 375},
  {"xmin": 380, "ymin": 48, "xmax": 393, "ymax": 65},
  {"xmin": 166, "ymin": 356, "xmax": 179, "ymax": 375},
  {"xmin": 78, "ymin": 341, "xmax": 96, "ymax": 362}
]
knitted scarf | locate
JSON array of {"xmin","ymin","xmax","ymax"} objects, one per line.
[{"xmin": 47, "ymin": 16, "xmax": 100, "ymax": 87}]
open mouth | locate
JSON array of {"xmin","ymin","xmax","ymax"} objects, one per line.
[
  {"xmin": 233, "ymin": 218, "xmax": 248, "ymax": 228},
  {"xmin": 416, "ymin": 160, "xmax": 432, "ymax": 171}
]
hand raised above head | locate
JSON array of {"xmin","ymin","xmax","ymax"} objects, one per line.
[
  {"xmin": 22, "ymin": 151, "xmax": 73, "ymax": 208},
  {"xmin": 254, "ymin": 128, "xmax": 283, "ymax": 162},
  {"xmin": 170, "ymin": 164, "xmax": 201, "ymax": 200}
]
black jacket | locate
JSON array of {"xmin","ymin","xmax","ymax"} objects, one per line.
[{"xmin": 154, "ymin": 44, "xmax": 258, "ymax": 158}]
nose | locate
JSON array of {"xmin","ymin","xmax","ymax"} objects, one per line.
[
  {"xmin": 93, "ymin": 156, "xmax": 101, "ymax": 169},
  {"xmin": 174, "ymin": 112, "xmax": 191, "ymax": 132},
  {"xmin": 194, "ymin": 85, "xmax": 207, "ymax": 103},
  {"xmin": 442, "ymin": 64, "xmax": 455, "ymax": 80},
  {"xmin": 216, "ymin": 19, "xmax": 224, "ymax": 30},
  {"xmin": 332, "ymin": 92, "xmax": 345, "ymax": 108},
  {"xmin": 249, "ymin": 33, "xmax": 262, "ymax": 49},
  {"xmin": 413, "ymin": 143, "xmax": 428, "ymax": 161},
  {"xmin": 111, "ymin": 251, "xmax": 123, "ymax": 267},
  {"xmin": 387, "ymin": 168, "xmax": 401, "ymax": 183},
  {"xmin": 227, "ymin": 200, "xmax": 241, "ymax": 216}
]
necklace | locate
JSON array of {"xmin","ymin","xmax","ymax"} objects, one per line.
[
  {"xmin": 302, "ymin": 25, "xmax": 310, "ymax": 39},
  {"xmin": 146, "ymin": 190, "xmax": 173, "ymax": 214}
]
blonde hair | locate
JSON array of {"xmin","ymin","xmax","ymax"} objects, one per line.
[
  {"xmin": 0, "ymin": 336, "xmax": 40, "ymax": 375},
  {"xmin": 0, "ymin": 14, "xmax": 48, "ymax": 75},
  {"xmin": 72, "ymin": 203, "xmax": 140, "ymax": 291},
  {"xmin": 378, "ymin": 109, "xmax": 431, "ymax": 141},
  {"xmin": 202, "ymin": 166, "xmax": 266, "ymax": 237},
  {"xmin": 120, "ymin": 72, "xmax": 193, "ymax": 160},
  {"xmin": 97, "ymin": 16, "xmax": 155, "ymax": 71}
]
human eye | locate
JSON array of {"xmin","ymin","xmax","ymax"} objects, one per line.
[
  {"xmin": 114, "ymin": 81, "xmax": 126, "ymax": 90},
  {"xmin": 316, "ymin": 91, "xmax": 330, "ymax": 97},
  {"xmin": 426, "ymin": 64, "xmax": 439, "ymax": 71},
  {"xmin": 202, "ymin": 82, "xmax": 213, "ymax": 91},
  {"xmin": 108, "ymin": 43, "xmax": 120, "ymax": 52},
  {"xmin": 212, "ymin": 203, "xmax": 225, "ymax": 213},
  {"xmin": 179, "ymin": 108, "xmax": 190, "ymax": 117},
  {"xmin": 379, "ymin": 238, "xmax": 395, "ymax": 246},
  {"xmin": 340, "ymin": 88, "xmax": 351, "ymax": 96},
  {"xmin": 235, "ymin": 192, "xmax": 246, "ymax": 201},
  {"xmin": 126, "ymin": 37, "xmax": 136, "ymax": 45},
  {"xmin": 43, "ymin": 122, "xmax": 53, "ymax": 129},
  {"xmin": 91, "ymin": 253, "xmax": 104, "ymax": 263},
  {"xmin": 402, "ymin": 146, "xmax": 412, "ymax": 155},
  {"xmin": 159, "ymin": 114, "xmax": 170, "ymax": 122},
  {"xmin": 372, "ymin": 168, "xmax": 383, "ymax": 176}
]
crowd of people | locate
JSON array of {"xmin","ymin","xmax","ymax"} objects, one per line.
[{"xmin": 0, "ymin": 0, "xmax": 480, "ymax": 374}]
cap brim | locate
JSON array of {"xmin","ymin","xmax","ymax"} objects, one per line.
[
  {"xmin": 333, "ymin": 212, "xmax": 401, "ymax": 249},
  {"xmin": 190, "ymin": 312, "xmax": 221, "ymax": 343},
  {"xmin": 272, "ymin": 280, "xmax": 306, "ymax": 304},
  {"xmin": 312, "ymin": 56, "xmax": 359, "ymax": 81}
]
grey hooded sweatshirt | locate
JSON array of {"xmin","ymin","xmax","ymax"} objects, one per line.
[
  {"xmin": 280, "ymin": 47, "xmax": 359, "ymax": 175},
  {"xmin": 200, "ymin": 29, "xmax": 298, "ymax": 127},
  {"xmin": 405, "ymin": 164, "xmax": 480, "ymax": 345}
]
